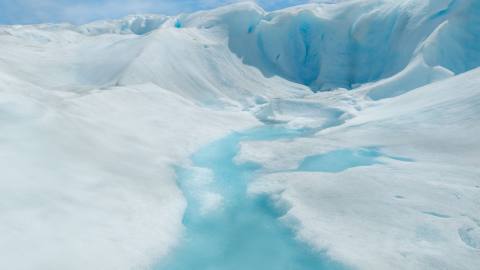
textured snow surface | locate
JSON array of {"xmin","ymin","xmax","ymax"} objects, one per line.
[
  {"xmin": 0, "ymin": 80, "xmax": 257, "ymax": 270},
  {"xmin": 0, "ymin": 0, "xmax": 479, "ymax": 269},
  {"xmin": 243, "ymin": 68, "xmax": 480, "ymax": 270}
]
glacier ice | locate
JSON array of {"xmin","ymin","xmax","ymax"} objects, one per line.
[
  {"xmin": 156, "ymin": 126, "xmax": 347, "ymax": 270},
  {"xmin": 0, "ymin": 1, "xmax": 479, "ymax": 270},
  {"xmin": 245, "ymin": 68, "xmax": 480, "ymax": 270}
]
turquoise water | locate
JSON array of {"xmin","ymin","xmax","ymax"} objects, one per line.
[
  {"xmin": 297, "ymin": 147, "xmax": 413, "ymax": 173},
  {"xmin": 297, "ymin": 148, "xmax": 381, "ymax": 173},
  {"xmin": 155, "ymin": 125, "xmax": 347, "ymax": 270}
]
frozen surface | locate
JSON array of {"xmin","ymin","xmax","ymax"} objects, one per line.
[
  {"xmin": 244, "ymin": 68, "xmax": 480, "ymax": 270},
  {"xmin": 0, "ymin": 1, "xmax": 479, "ymax": 270}
]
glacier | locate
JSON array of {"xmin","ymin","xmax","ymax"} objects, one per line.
[{"xmin": 0, "ymin": 0, "xmax": 479, "ymax": 270}]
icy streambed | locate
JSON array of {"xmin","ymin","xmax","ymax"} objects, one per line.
[
  {"xmin": 155, "ymin": 124, "xmax": 348, "ymax": 270},
  {"xmin": 154, "ymin": 123, "xmax": 416, "ymax": 269}
]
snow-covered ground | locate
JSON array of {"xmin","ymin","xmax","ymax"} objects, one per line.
[
  {"xmin": 0, "ymin": 0, "xmax": 479, "ymax": 269},
  {"xmin": 243, "ymin": 68, "xmax": 480, "ymax": 270}
]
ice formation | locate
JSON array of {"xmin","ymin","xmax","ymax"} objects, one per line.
[{"xmin": 0, "ymin": 0, "xmax": 479, "ymax": 270}]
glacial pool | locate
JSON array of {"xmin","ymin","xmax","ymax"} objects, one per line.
[
  {"xmin": 297, "ymin": 147, "xmax": 413, "ymax": 173},
  {"xmin": 155, "ymin": 125, "xmax": 350, "ymax": 270}
]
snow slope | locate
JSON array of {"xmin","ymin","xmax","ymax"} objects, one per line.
[
  {"xmin": 243, "ymin": 68, "xmax": 480, "ymax": 270},
  {"xmin": 0, "ymin": 0, "xmax": 479, "ymax": 270},
  {"xmin": 0, "ymin": 76, "xmax": 257, "ymax": 270}
]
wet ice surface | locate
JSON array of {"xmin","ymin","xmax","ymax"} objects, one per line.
[
  {"xmin": 297, "ymin": 148, "xmax": 413, "ymax": 173},
  {"xmin": 155, "ymin": 125, "xmax": 348, "ymax": 270},
  {"xmin": 297, "ymin": 148, "xmax": 381, "ymax": 173}
]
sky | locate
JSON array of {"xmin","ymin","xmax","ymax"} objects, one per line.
[{"xmin": 0, "ymin": 0, "xmax": 323, "ymax": 25}]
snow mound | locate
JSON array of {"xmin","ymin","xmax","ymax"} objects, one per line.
[{"xmin": 78, "ymin": 14, "xmax": 169, "ymax": 35}]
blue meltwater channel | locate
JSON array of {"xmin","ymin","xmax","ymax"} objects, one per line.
[{"xmin": 155, "ymin": 125, "xmax": 349, "ymax": 270}]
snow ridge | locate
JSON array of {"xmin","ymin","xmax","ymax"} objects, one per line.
[{"xmin": 1, "ymin": 0, "xmax": 478, "ymax": 96}]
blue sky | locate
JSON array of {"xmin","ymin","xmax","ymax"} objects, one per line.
[{"xmin": 0, "ymin": 0, "xmax": 319, "ymax": 25}]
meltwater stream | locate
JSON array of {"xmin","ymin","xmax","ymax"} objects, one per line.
[{"xmin": 156, "ymin": 125, "xmax": 348, "ymax": 270}]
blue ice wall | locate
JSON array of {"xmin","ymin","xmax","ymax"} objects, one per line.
[
  {"xmin": 216, "ymin": 0, "xmax": 480, "ymax": 91},
  {"xmin": 75, "ymin": 0, "xmax": 480, "ymax": 92}
]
